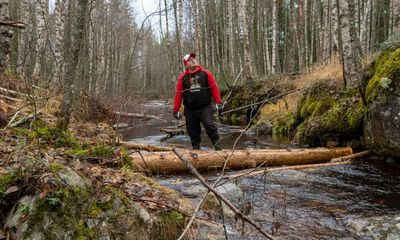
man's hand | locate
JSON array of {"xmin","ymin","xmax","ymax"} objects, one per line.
[
  {"xmin": 216, "ymin": 104, "xmax": 223, "ymax": 115},
  {"xmin": 173, "ymin": 111, "xmax": 182, "ymax": 120}
]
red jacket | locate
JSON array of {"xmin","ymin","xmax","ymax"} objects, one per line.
[{"xmin": 173, "ymin": 66, "xmax": 222, "ymax": 112}]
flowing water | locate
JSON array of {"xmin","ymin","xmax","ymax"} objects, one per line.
[{"xmin": 121, "ymin": 101, "xmax": 400, "ymax": 239}]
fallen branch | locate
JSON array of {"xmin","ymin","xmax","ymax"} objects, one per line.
[
  {"xmin": 330, "ymin": 150, "xmax": 371, "ymax": 162},
  {"xmin": 222, "ymin": 88, "xmax": 302, "ymax": 115},
  {"xmin": 9, "ymin": 113, "xmax": 37, "ymax": 128},
  {"xmin": 0, "ymin": 94, "xmax": 22, "ymax": 102},
  {"xmin": 114, "ymin": 111, "xmax": 163, "ymax": 121},
  {"xmin": 4, "ymin": 110, "xmax": 20, "ymax": 129},
  {"xmin": 172, "ymin": 148, "xmax": 276, "ymax": 240},
  {"xmin": 0, "ymin": 87, "xmax": 22, "ymax": 98}
]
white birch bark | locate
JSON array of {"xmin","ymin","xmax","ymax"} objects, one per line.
[
  {"xmin": 271, "ymin": 0, "xmax": 278, "ymax": 74},
  {"xmin": 331, "ymin": 0, "xmax": 340, "ymax": 54},
  {"xmin": 263, "ymin": 6, "xmax": 271, "ymax": 74},
  {"xmin": 238, "ymin": 0, "xmax": 253, "ymax": 81},
  {"xmin": 360, "ymin": 0, "xmax": 371, "ymax": 53},
  {"xmin": 338, "ymin": 0, "xmax": 362, "ymax": 89},
  {"xmin": 33, "ymin": 0, "xmax": 48, "ymax": 78},
  {"xmin": 53, "ymin": 0, "xmax": 66, "ymax": 85}
]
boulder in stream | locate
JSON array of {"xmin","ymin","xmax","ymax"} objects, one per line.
[
  {"xmin": 201, "ymin": 183, "xmax": 244, "ymax": 218},
  {"xmin": 363, "ymin": 43, "xmax": 400, "ymax": 158}
]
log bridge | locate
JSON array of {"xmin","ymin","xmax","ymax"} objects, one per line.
[{"xmin": 129, "ymin": 147, "xmax": 353, "ymax": 174}]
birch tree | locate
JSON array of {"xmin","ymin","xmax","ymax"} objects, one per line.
[
  {"xmin": 33, "ymin": 0, "xmax": 49, "ymax": 80},
  {"xmin": 337, "ymin": 0, "xmax": 362, "ymax": 89},
  {"xmin": 238, "ymin": 0, "xmax": 253, "ymax": 80},
  {"xmin": 0, "ymin": 0, "xmax": 12, "ymax": 74},
  {"xmin": 57, "ymin": 0, "xmax": 88, "ymax": 130}
]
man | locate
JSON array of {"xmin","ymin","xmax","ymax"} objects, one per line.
[{"xmin": 173, "ymin": 53, "xmax": 223, "ymax": 150}]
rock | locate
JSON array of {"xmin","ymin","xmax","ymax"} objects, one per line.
[
  {"xmin": 112, "ymin": 123, "xmax": 129, "ymax": 129},
  {"xmin": 57, "ymin": 166, "xmax": 88, "ymax": 191},
  {"xmin": 244, "ymin": 121, "xmax": 272, "ymax": 137},
  {"xmin": 201, "ymin": 183, "xmax": 244, "ymax": 218},
  {"xmin": 364, "ymin": 48, "xmax": 400, "ymax": 158}
]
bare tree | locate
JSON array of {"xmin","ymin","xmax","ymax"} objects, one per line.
[{"xmin": 57, "ymin": 0, "xmax": 88, "ymax": 130}]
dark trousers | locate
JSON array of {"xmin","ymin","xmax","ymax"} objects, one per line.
[{"xmin": 184, "ymin": 104, "xmax": 220, "ymax": 149}]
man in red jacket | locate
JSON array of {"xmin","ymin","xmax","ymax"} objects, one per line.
[{"xmin": 173, "ymin": 53, "xmax": 223, "ymax": 150}]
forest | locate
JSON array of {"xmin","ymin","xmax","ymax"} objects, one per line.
[{"xmin": 1, "ymin": 0, "xmax": 400, "ymax": 239}]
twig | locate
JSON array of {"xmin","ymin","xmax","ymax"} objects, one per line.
[
  {"xmin": 221, "ymin": 88, "xmax": 302, "ymax": 115},
  {"xmin": 172, "ymin": 148, "xmax": 276, "ymax": 240}
]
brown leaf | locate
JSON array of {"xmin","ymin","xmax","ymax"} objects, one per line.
[
  {"xmin": 39, "ymin": 184, "xmax": 53, "ymax": 199},
  {"xmin": 5, "ymin": 186, "xmax": 18, "ymax": 195}
]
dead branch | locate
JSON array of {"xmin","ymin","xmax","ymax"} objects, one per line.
[
  {"xmin": 330, "ymin": 150, "xmax": 371, "ymax": 162},
  {"xmin": 9, "ymin": 113, "xmax": 38, "ymax": 128},
  {"xmin": 0, "ymin": 94, "xmax": 22, "ymax": 102},
  {"xmin": 0, "ymin": 20, "xmax": 27, "ymax": 29},
  {"xmin": 4, "ymin": 110, "xmax": 20, "ymax": 129},
  {"xmin": 172, "ymin": 148, "xmax": 276, "ymax": 240},
  {"xmin": 114, "ymin": 111, "xmax": 163, "ymax": 121}
]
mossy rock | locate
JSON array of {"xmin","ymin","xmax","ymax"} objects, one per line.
[
  {"xmin": 293, "ymin": 82, "xmax": 365, "ymax": 147},
  {"xmin": 3, "ymin": 166, "xmax": 188, "ymax": 240},
  {"xmin": 363, "ymin": 47, "xmax": 400, "ymax": 158}
]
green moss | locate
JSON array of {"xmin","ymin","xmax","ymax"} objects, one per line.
[
  {"xmin": 299, "ymin": 95, "xmax": 335, "ymax": 120},
  {"xmin": 0, "ymin": 169, "xmax": 20, "ymax": 196},
  {"xmin": 12, "ymin": 127, "xmax": 31, "ymax": 137},
  {"xmin": 273, "ymin": 113, "xmax": 297, "ymax": 139},
  {"xmin": 49, "ymin": 163, "xmax": 65, "ymax": 172},
  {"xmin": 365, "ymin": 48, "xmax": 400, "ymax": 102}
]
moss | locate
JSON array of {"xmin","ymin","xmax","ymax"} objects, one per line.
[
  {"xmin": 273, "ymin": 113, "xmax": 297, "ymax": 139},
  {"xmin": 365, "ymin": 48, "xmax": 400, "ymax": 102},
  {"xmin": 0, "ymin": 169, "xmax": 20, "ymax": 196},
  {"xmin": 49, "ymin": 163, "xmax": 65, "ymax": 172},
  {"xmin": 299, "ymin": 95, "xmax": 335, "ymax": 120}
]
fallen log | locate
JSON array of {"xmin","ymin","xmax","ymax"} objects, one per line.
[
  {"xmin": 130, "ymin": 147, "xmax": 353, "ymax": 174},
  {"xmin": 160, "ymin": 128, "xmax": 185, "ymax": 136},
  {"xmin": 118, "ymin": 141, "xmax": 173, "ymax": 152}
]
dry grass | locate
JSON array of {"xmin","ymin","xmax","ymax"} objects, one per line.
[{"xmin": 259, "ymin": 57, "xmax": 344, "ymax": 122}]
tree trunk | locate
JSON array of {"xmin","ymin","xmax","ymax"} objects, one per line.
[
  {"xmin": 33, "ymin": 0, "xmax": 48, "ymax": 80},
  {"xmin": 0, "ymin": 0, "xmax": 12, "ymax": 74},
  {"xmin": 238, "ymin": 0, "xmax": 253, "ymax": 81},
  {"xmin": 338, "ymin": 0, "xmax": 362, "ymax": 89},
  {"xmin": 57, "ymin": 0, "xmax": 88, "ymax": 130},
  {"xmin": 53, "ymin": 0, "xmax": 66, "ymax": 86},
  {"xmin": 393, "ymin": 0, "xmax": 400, "ymax": 34},
  {"xmin": 271, "ymin": 0, "xmax": 278, "ymax": 74},
  {"xmin": 130, "ymin": 147, "xmax": 353, "ymax": 174}
]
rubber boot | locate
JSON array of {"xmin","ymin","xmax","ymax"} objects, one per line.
[{"xmin": 212, "ymin": 139, "xmax": 222, "ymax": 151}]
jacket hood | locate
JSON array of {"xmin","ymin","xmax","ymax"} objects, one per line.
[{"xmin": 185, "ymin": 66, "xmax": 202, "ymax": 75}]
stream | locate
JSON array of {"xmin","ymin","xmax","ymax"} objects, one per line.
[{"xmin": 120, "ymin": 101, "xmax": 400, "ymax": 239}]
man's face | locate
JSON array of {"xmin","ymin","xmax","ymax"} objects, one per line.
[{"xmin": 186, "ymin": 57, "xmax": 197, "ymax": 68}]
